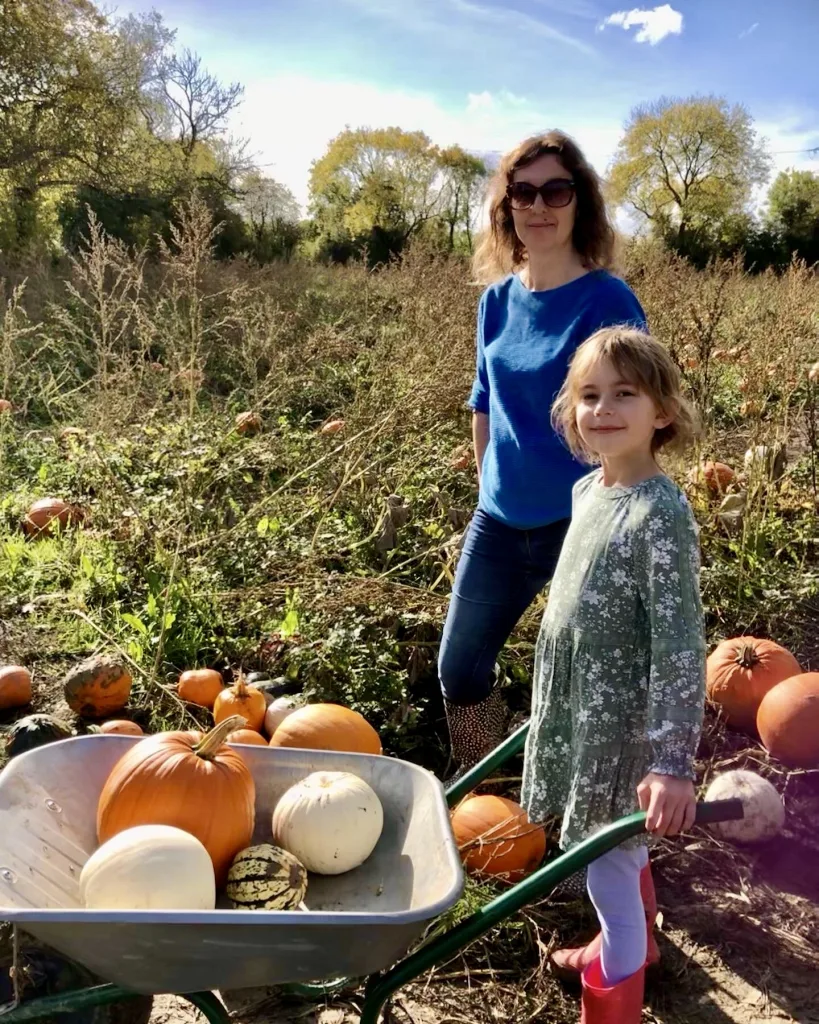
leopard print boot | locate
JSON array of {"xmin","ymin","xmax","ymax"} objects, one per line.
[{"xmin": 443, "ymin": 682, "xmax": 508, "ymax": 781}]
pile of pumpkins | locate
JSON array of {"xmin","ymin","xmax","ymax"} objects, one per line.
[
  {"xmin": 705, "ymin": 635, "xmax": 819, "ymax": 768},
  {"xmin": 83, "ymin": 713, "xmax": 386, "ymax": 912}
]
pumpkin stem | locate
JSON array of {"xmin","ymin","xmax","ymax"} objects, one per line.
[
  {"xmin": 194, "ymin": 715, "xmax": 247, "ymax": 759},
  {"xmin": 234, "ymin": 672, "xmax": 248, "ymax": 699},
  {"xmin": 735, "ymin": 642, "xmax": 761, "ymax": 669}
]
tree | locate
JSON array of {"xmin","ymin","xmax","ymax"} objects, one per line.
[
  {"xmin": 767, "ymin": 169, "xmax": 819, "ymax": 264},
  {"xmin": 438, "ymin": 145, "xmax": 488, "ymax": 251},
  {"xmin": 607, "ymin": 96, "xmax": 772, "ymax": 246},
  {"xmin": 233, "ymin": 171, "xmax": 301, "ymax": 262},
  {"xmin": 309, "ymin": 127, "xmax": 445, "ymax": 263}
]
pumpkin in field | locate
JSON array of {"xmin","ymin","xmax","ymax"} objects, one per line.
[
  {"xmin": 96, "ymin": 715, "xmax": 255, "ymax": 886},
  {"xmin": 264, "ymin": 696, "xmax": 298, "ymax": 738},
  {"xmin": 235, "ymin": 411, "xmax": 262, "ymax": 436},
  {"xmin": 22, "ymin": 498, "xmax": 77, "ymax": 538},
  {"xmin": 269, "ymin": 703, "xmax": 381, "ymax": 755},
  {"xmin": 706, "ymin": 637, "xmax": 801, "ymax": 733},
  {"xmin": 80, "ymin": 825, "xmax": 215, "ymax": 910},
  {"xmin": 228, "ymin": 728, "xmax": 268, "ymax": 746},
  {"xmin": 178, "ymin": 668, "xmax": 223, "ymax": 709},
  {"xmin": 320, "ymin": 418, "xmax": 345, "ymax": 435},
  {"xmin": 703, "ymin": 770, "xmax": 784, "ymax": 843},
  {"xmin": 4, "ymin": 714, "xmax": 73, "ymax": 758},
  {"xmin": 451, "ymin": 795, "xmax": 546, "ymax": 881},
  {"xmin": 0, "ymin": 665, "xmax": 32, "ymax": 711},
  {"xmin": 687, "ymin": 461, "xmax": 735, "ymax": 495},
  {"xmin": 99, "ymin": 719, "xmax": 143, "ymax": 736},
  {"xmin": 756, "ymin": 672, "xmax": 819, "ymax": 768},
  {"xmin": 226, "ymin": 844, "xmax": 307, "ymax": 910},
  {"xmin": 272, "ymin": 771, "xmax": 384, "ymax": 875},
  {"xmin": 0, "ymin": 399, "xmax": 12, "ymax": 414},
  {"xmin": 63, "ymin": 654, "xmax": 132, "ymax": 718},
  {"xmin": 213, "ymin": 675, "xmax": 266, "ymax": 732}
]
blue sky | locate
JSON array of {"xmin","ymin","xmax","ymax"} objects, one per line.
[{"xmin": 113, "ymin": 0, "xmax": 819, "ymax": 213}]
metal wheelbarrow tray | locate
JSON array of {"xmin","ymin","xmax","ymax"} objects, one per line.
[
  {"xmin": 0, "ymin": 735, "xmax": 464, "ymax": 994},
  {"xmin": 0, "ymin": 723, "xmax": 743, "ymax": 1023}
]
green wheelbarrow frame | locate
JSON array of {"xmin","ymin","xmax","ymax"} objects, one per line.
[{"xmin": 0, "ymin": 721, "xmax": 742, "ymax": 1024}]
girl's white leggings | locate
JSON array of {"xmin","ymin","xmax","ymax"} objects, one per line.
[{"xmin": 586, "ymin": 844, "xmax": 649, "ymax": 984}]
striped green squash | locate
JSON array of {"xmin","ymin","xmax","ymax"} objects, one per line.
[{"xmin": 225, "ymin": 844, "xmax": 307, "ymax": 910}]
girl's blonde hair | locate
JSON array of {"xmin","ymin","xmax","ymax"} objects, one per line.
[
  {"xmin": 551, "ymin": 327, "xmax": 698, "ymax": 463},
  {"xmin": 472, "ymin": 130, "xmax": 616, "ymax": 285}
]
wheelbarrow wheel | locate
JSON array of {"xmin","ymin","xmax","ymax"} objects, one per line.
[{"xmin": 0, "ymin": 929, "xmax": 153, "ymax": 1024}]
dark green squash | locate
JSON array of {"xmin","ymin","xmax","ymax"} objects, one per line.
[{"xmin": 4, "ymin": 714, "xmax": 73, "ymax": 758}]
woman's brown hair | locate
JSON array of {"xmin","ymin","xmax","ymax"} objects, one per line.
[
  {"xmin": 472, "ymin": 130, "xmax": 616, "ymax": 284},
  {"xmin": 551, "ymin": 327, "xmax": 699, "ymax": 463}
]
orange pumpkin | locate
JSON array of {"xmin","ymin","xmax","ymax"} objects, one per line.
[
  {"xmin": 269, "ymin": 703, "xmax": 381, "ymax": 755},
  {"xmin": 63, "ymin": 654, "xmax": 132, "ymax": 718},
  {"xmin": 213, "ymin": 675, "xmax": 266, "ymax": 732},
  {"xmin": 706, "ymin": 637, "xmax": 801, "ymax": 733},
  {"xmin": 320, "ymin": 419, "xmax": 345, "ymax": 435},
  {"xmin": 0, "ymin": 399, "xmax": 12, "ymax": 414},
  {"xmin": 687, "ymin": 461, "xmax": 735, "ymax": 495},
  {"xmin": 99, "ymin": 719, "xmax": 143, "ymax": 736},
  {"xmin": 235, "ymin": 411, "xmax": 262, "ymax": 436},
  {"xmin": 757, "ymin": 673, "xmax": 819, "ymax": 768},
  {"xmin": 0, "ymin": 665, "xmax": 32, "ymax": 712},
  {"xmin": 451, "ymin": 795, "xmax": 546, "ymax": 881},
  {"xmin": 23, "ymin": 498, "xmax": 76, "ymax": 537},
  {"xmin": 178, "ymin": 668, "xmax": 223, "ymax": 709},
  {"xmin": 228, "ymin": 728, "xmax": 268, "ymax": 746},
  {"xmin": 97, "ymin": 715, "xmax": 255, "ymax": 886}
]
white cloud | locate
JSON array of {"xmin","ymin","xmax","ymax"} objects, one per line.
[
  {"xmin": 598, "ymin": 4, "xmax": 683, "ymax": 45},
  {"xmin": 739, "ymin": 22, "xmax": 759, "ymax": 39},
  {"xmin": 232, "ymin": 75, "xmax": 624, "ymax": 214}
]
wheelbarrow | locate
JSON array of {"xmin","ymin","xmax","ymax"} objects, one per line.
[{"xmin": 0, "ymin": 722, "xmax": 742, "ymax": 1023}]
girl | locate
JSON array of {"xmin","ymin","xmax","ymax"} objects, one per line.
[
  {"xmin": 521, "ymin": 327, "xmax": 706, "ymax": 1022},
  {"xmin": 440, "ymin": 130, "xmax": 646, "ymax": 776}
]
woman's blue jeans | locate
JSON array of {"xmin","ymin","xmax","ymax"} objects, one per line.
[{"xmin": 438, "ymin": 509, "xmax": 570, "ymax": 705}]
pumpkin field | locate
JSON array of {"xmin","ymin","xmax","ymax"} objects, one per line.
[{"xmin": 1, "ymin": 202, "xmax": 818, "ymax": 1024}]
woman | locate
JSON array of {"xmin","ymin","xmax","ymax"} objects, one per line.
[{"xmin": 439, "ymin": 129, "xmax": 647, "ymax": 775}]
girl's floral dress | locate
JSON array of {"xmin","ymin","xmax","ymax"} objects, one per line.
[{"xmin": 521, "ymin": 471, "xmax": 706, "ymax": 849}]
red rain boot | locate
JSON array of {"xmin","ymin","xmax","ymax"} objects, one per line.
[
  {"xmin": 551, "ymin": 863, "xmax": 661, "ymax": 980},
  {"xmin": 580, "ymin": 956, "xmax": 645, "ymax": 1023}
]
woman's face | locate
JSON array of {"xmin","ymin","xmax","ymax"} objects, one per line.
[{"xmin": 509, "ymin": 154, "xmax": 576, "ymax": 259}]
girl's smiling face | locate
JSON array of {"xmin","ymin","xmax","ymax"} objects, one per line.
[{"xmin": 575, "ymin": 357, "xmax": 672, "ymax": 460}]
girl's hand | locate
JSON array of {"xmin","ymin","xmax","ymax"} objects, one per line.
[{"xmin": 636, "ymin": 773, "xmax": 696, "ymax": 837}]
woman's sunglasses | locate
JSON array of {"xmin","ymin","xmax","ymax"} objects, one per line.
[{"xmin": 506, "ymin": 178, "xmax": 576, "ymax": 210}]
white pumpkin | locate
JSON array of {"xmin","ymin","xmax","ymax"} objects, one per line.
[
  {"xmin": 264, "ymin": 696, "xmax": 298, "ymax": 738},
  {"xmin": 80, "ymin": 824, "xmax": 216, "ymax": 909},
  {"xmin": 704, "ymin": 770, "xmax": 785, "ymax": 844},
  {"xmin": 272, "ymin": 771, "xmax": 384, "ymax": 875}
]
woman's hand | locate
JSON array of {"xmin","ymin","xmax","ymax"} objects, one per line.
[{"xmin": 636, "ymin": 772, "xmax": 696, "ymax": 837}]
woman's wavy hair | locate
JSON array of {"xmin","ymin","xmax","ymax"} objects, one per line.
[{"xmin": 472, "ymin": 130, "xmax": 616, "ymax": 285}]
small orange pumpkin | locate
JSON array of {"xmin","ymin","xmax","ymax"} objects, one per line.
[
  {"xmin": 23, "ymin": 498, "xmax": 76, "ymax": 537},
  {"xmin": 320, "ymin": 419, "xmax": 345, "ymax": 435},
  {"xmin": 213, "ymin": 675, "xmax": 266, "ymax": 732},
  {"xmin": 0, "ymin": 665, "xmax": 32, "ymax": 712},
  {"xmin": 269, "ymin": 703, "xmax": 381, "ymax": 754},
  {"xmin": 99, "ymin": 719, "xmax": 143, "ymax": 736},
  {"xmin": 178, "ymin": 668, "xmax": 223, "ymax": 709},
  {"xmin": 97, "ymin": 715, "xmax": 255, "ymax": 886},
  {"xmin": 63, "ymin": 654, "xmax": 132, "ymax": 719},
  {"xmin": 228, "ymin": 728, "xmax": 268, "ymax": 746},
  {"xmin": 687, "ymin": 461, "xmax": 735, "ymax": 495},
  {"xmin": 757, "ymin": 672, "xmax": 819, "ymax": 768},
  {"xmin": 706, "ymin": 637, "xmax": 801, "ymax": 733},
  {"xmin": 451, "ymin": 795, "xmax": 546, "ymax": 881},
  {"xmin": 235, "ymin": 411, "xmax": 262, "ymax": 436},
  {"xmin": 0, "ymin": 399, "xmax": 12, "ymax": 414}
]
